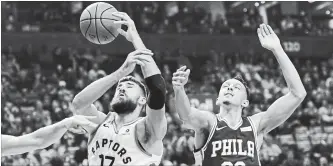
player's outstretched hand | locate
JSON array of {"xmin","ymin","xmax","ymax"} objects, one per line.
[
  {"xmin": 120, "ymin": 49, "xmax": 154, "ymax": 75},
  {"xmin": 172, "ymin": 66, "xmax": 190, "ymax": 90},
  {"xmin": 66, "ymin": 115, "xmax": 98, "ymax": 134},
  {"xmin": 257, "ymin": 24, "xmax": 282, "ymax": 51},
  {"xmin": 112, "ymin": 12, "xmax": 138, "ymax": 42}
]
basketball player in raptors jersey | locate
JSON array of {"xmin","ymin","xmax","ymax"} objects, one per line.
[
  {"xmin": 172, "ymin": 24, "xmax": 307, "ymax": 166},
  {"xmin": 71, "ymin": 12, "xmax": 167, "ymax": 166},
  {"xmin": 2, "ymin": 115, "xmax": 97, "ymax": 156}
]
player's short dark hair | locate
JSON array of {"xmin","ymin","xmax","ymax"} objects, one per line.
[
  {"xmin": 233, "ymin": 75, "xmax": 250, "ymax": 99},
  {"xmin": 118, "ymin": 76, "xmax": 148, "ymax": 98}
]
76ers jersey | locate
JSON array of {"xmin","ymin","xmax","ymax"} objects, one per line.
[
  {"xmin": 87, "ymin": 113, "xmax": 162, "ymax": 166},
  {"xmin": 194, "ymin": 115, "xmax": 261, "ymax": 166}
]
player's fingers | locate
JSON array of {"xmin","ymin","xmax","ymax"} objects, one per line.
[
  {"xmin": 111, "ymin": 12, "xmax": 126, "ymax": 20},
  {"xmin": 177, "ymin": 66, "xmax": 187, "ymax": 72},
  {"xmin": 80, "ymin": 115, "xmax": 97, "ymax": 120},
  {"xmin": 117, "ymin": 29, "xmax": 126, "ymax": 36},
  {"xmin": 172, "ymin": 81, "xmax": 183, "ymax": 86},
  {"xmin": 260, "ymin": 24, "xmax": 266, "ymax": 37},
  {"xmin": 114, "ymin": 21, "xmax": 129, "ymax": 26},
  {"xmin": 267, "ymin": 25, "xmax": 274, "ymax": 35},
  {"xmin": 129, "ymin": 49, "xmax": 152, "ymax": 57},
  {"xmin": 135, "ymin": 55, "xmax": 152, "ymax": 62},
  {"xmin": 133, "ymin": 60, "xmax": 145, "ymax": 67},
  {"xmin": 68, "ymin": 128, "xmax": 86, "ymax": 134},
  {"xmin": 173, "ymin": 71, "xmax": 187, "ymax": 77},
  {"xmin": 257, "ymin": 28, "xmax": 264, "ymax": 42},
  {"xmin": 132, "ymin": 50, "xmax": 153, "ymax": 56},
  {"xmin": 263, "ymin": 24, "xmax": 270, "ymax": 35},
  {"xmin": 185, "ymin": 69, "xmax": 191, "ymax": 76},
  {"xmin": 172, "ymin": 76, "xmax": 186, "ymax": 82},
  {"xmin": 115, "ymin": 12, "xmax": 131, "ymax": 21}
]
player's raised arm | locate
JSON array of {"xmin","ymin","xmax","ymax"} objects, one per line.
[
  {"xmin": 250, "ymin": 24, "xmax": 307, "ymax": 135},
  {"xmin": 113, "ymin": 12, "xmax": 167, "ymax": 140},
  {"xmin": 2, "ymin": 115, "xmax": 97, "ymax": 156},
  {"xmin": 172, "ymin": 66, "xmax": 216, "ymax": 131},
  {"xmin": 72, "ymin": 49, "xmax": 153, "ymax": 124}
]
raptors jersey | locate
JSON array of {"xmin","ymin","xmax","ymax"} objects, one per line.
[
  {"xmin": 87, "ymin": 113, "xmax": 162, "ymax": 166},
  {"xmin": 194, "ymin": 114, "xmax": 261, "ymax": 166}
]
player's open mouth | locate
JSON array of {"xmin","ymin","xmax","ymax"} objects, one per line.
[
  {"xmin": 224, "ymin": 92, "xmax": 233, "ymax": 96},
  {"xmin": 119, "ymin": 93, "xmax": 126, "ymax": 97}
]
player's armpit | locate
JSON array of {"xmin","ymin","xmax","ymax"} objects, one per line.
[
  {"xmin": 135, "ymin": 115, "xmax": 165, "ymax": 156},
  {"xmin": 145, "ymin": 106, "xmax": 167, "ymax": 141},
  {"xmin": 182, "ymin": 107, "xmax": 216, "ymax": 131},
  {"xmin": 250, "ymin": 92, "xmax": 305, "ymax": 135}
]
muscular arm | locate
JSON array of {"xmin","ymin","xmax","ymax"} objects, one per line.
[
  {"xmin": 72, "ymin": 70, "xmax": 128, "ymax": 124},
  {"xmin": 251, "ymin": 25, "xmax": 307, "ymax": 135},
  {"xmin": 174, "ymin": 86, "xmax": 215, "ymax": 131},
  {"xmin": 2, "ymin": 118, "xmax": 72, "ymax": 156},
  {"xmin": 131, "ymin": 32, "xmax": 167, "ymax": 141}
]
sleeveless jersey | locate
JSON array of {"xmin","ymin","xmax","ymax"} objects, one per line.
[
  {"xmin": 194, "ymin": 115, "xmax": 261, "ymax": 166},
  {"xmin": 87, "ymin": 113, "xmax": 162, "ymax": 166}
]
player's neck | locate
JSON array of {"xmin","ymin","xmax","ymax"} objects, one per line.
[
  {"xmin": 219, "ymin": 106, "xmax": 242, "ymax": 129},
  {"xmin": 114, "ymin": 109, "xmax": 141, "ymax": 127}
]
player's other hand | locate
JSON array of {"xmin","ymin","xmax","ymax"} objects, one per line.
[
  {"xmin": 257, "ymin": 24, "xmax": 282, "ymax": 51},
  {"xmin": 66, "ymin": 115, "xmax": 98, "ymax": 134},
  {"xmin": 172, "ymin": 66, "xmax": 190, "ymax": 90},
  {"xmin": 112, "ymin": 12, "xmax": 138, "ymax": 42},
  {"xmin": 120, "ymin": 49, "xmax": 154, "ymax": 75}
]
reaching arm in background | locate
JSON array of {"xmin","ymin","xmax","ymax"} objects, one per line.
[
  {"xmin": 2, "ymin": 115, "xmax": 97, "ymax": 156},
  {"xmin": 250, "ymin": 24, "xmax": 307, "ymax": 135},
  {"xmin": 172, "ymin": 66, "xmax": 216, "ymax": 131},
  {"xmin": 113, "ymin": 12, "xmax": 167, "ymax": 142}
]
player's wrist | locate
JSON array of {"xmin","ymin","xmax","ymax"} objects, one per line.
[
  {"xmin": 271, "ymin": 45, "xmax": 284, "ymax": 53},
  {"xmin": 63, "ymin": 118, "xmax": 73, "ymax": 129}
]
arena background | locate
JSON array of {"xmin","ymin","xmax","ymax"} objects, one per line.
[{"xmin": 1, "ymin": 1, "xmax": 333, "ymax": 166}]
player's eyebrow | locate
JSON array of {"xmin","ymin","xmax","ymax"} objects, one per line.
[{"xmin": 127, "ymin": 82, "xmax": 135, "ymax": 86}]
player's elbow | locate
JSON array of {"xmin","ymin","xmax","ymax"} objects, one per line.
[
  {"xmin": 72, "ymin": 96, "xmax": 83, "ymax": 110},
  {"xmin": 290, "ymin": 89, "xmax": 307, "ymax": 100}
]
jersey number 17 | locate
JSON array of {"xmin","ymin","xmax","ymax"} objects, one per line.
[{"xmin": 99, "ymin": 154, "xmax": 115, "ymax": 166}]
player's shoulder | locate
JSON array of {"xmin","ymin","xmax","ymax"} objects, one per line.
[{"xmin": 248, "ymin": 112, "xmax": 265, "ymax": 123}]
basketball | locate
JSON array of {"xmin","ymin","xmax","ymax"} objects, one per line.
[{"xmin": 80, "ymin": 2, "xmax": 121, "ymax": 45}]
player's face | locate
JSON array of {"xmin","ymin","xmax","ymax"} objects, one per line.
[
  {"xmin": 110, "ymin": 81, "xmax": 146, "ymax": 114},
  {"xmin": 217, "ymin": 79, "xmax": 248, "ymax": 107}
]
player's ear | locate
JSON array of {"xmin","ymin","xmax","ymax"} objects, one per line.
[
  {"xmin": 241, "ymin": 100, "xmax": 249, "ymax": 108},
  {"xmin": 216, "ymin": 97, "xmax": 221, "ymax": 106},
  {"xmin": 138, "ymin": 96, "xmax": 147, "ymax": 105}
]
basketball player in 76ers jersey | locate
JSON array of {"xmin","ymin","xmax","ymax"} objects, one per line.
[
  {"xmin": 172, "ymin": 24, "xmax": 307, "ymax": 166},
  {"xmin": 71, "ymin": 12, "xmax": 167, "ymax": 166}
]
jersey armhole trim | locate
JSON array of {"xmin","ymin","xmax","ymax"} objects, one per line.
[
  {"xmin": 88, "ymin": 112, "xmax": 112, "ymax": 146},
  {"xmin": 247, "ymin": 116, "xmax": 262, "ymax": 166},
  {"xmin": 198, "ymin": 116, "xmax": 217, "ymax": 152}
]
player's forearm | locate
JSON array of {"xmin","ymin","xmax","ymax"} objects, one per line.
[
  {"xmin": 32, "ymin": 118, "xmax": 72, "ymax": 148},
  {"xmin": 272, "ymin": 47, "xmax": 307, "ymax": 98},
  {"xmin": 2, "ymin": 119, "xmax": 71, "ymax": 156},
  {"xmin": 174, "ymin": 87, "xmax": 193, "ymax": 122},
  {"xmin": 72, "ymin": 69, "xmax": 127, "ymax": 110},
  {"xmin": 132, "ymin": 33, "xmax": 146, "ymax": 50},
  {"xmin": 131, "ymin": 34, "xmax": 161, "ymax": 78}
]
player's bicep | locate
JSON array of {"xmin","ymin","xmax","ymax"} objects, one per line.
[
  {"xmin": 184, "ymin": 108, "xmax": 215, "ymax": 130},
  {"xmin": 252, "ymin": 93, "xmax": 303, "ymax": 134},
  {"xmin": 145, "ymin": 106, "xmax": 167, "ymax": 140}
]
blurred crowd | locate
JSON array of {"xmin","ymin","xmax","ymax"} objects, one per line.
[
  {"xmin": 2, "ymin": 42, "xmax": 333, "ymax": 166},
  {"xmin": 2, "ymin": 1, "xmax": 333, "ymax": 36}
]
